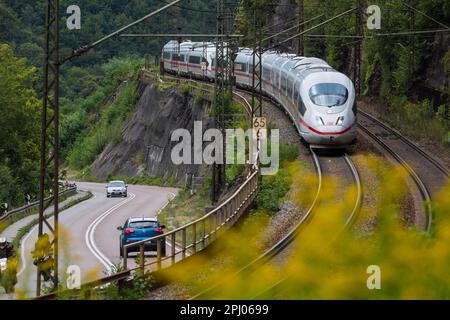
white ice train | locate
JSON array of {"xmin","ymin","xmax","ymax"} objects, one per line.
[{"xmin": 162, "ymin": 40, "xmax": 357, "ymax": 147}]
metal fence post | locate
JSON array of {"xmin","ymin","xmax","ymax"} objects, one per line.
[
  {"xmin": 192, "ymin": 223, "xmax": 197, "ymax": 253},
  {"xmin": 182, "ymin": 228, "xmax": 186, "ymax": 259},
  {"xmin": 171, "ymin": 233, "xmax": 176, "ymax": 265},
  {"xmin": 156, "ymin": 239, "xmax": 162, "ymax": 271},
  {"xmin": 139, "ymin": 244, "xmax": 145, "ymax": 275},
  {"xmin": 202, "ymin": 219, "xmax": 206, "ymax": 249},
  {"xmin": 123, "ymin": 247, "xmax": 128, "ymax": 269}
]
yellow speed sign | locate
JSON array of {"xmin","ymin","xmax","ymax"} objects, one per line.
[{"xmin": 253, "ymin": 117, "xmax": 267, "ymax": 140}]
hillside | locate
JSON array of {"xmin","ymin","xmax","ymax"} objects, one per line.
[{"xmin": 90, "ymin": 79, "xmax": 213, "ymax": 181}]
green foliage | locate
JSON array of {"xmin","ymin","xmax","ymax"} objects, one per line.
[
  {"xmin": 180, "ymin": 82, "xmax": 192, "ymax": 95},
  {"xmin": 101, "ymin": 266, "xmax": 154, "ymax": 300},
  {"xmin": 255, "ymin": 144, "xmax": 299, "ymax": 213},
  {"xmin": 385, "ymin": 96, "xmax": 449, "ymax": 144},
  {"xmin": 67, "ymin": 79, "xmax": 138, "ymax": 169},
  {"xmin": 0, "ymin": 43, "xmax": 40, "ymax": 208},
  {"xmin": 236, "ymin": 0, "xmax": 449, "ymax": 146},
  {"xmin": 114, "ymin": 173, "xmax": 180, "ymax": 188},
  {"xmin": 1, "ymin": 0, "xmax": 215, "ymax": 70},
  {"xmin": 256, "ymin": 168, "xmax": 291, "ymax": 213}
]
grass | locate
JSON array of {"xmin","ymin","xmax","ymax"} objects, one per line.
[
  {"xmin": 0, "ymin": 189, "xmax": 77, "ymax": 234},
  {"xmin": 11, "ymin": 191, "xmax": 93, "ymax": 250},
  {"xmin": 160, "ymin": 156, "xmax": 450, "ymax": 299},
  {"xmin": 67, "ymin": 80, "xmax": 139, "ymax": 170},
  {"xmin": 255, "ymin": 143, "xmax": 300, "ymax": 214},
  {"xmin": 368, "ymin": 96, "xmax": 450, "ymax": 149},
  {"xmin": 73, "ymin": 170, "xmax": 183, "ymax": 189}
]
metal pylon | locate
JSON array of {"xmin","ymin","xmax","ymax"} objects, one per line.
[
  {"xmin": 354, "ymin": 0, "xmax": 363, "ymax": 95},
  {"xmin": 37, "ymin": 0, "xmax": 60, "ymax": 296},
  {"xmin": 212, "ymin": 0, "xmax": 237, "ymax": 202}
]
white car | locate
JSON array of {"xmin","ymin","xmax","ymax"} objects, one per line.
[{"xmin": 106, "ymin": 181, "xmax": 128, "ymax": 198}]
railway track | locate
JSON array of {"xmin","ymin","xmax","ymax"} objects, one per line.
[
  {"xmin": 191, "ymin": 147, "xmax": 363, "ymax": 299},
  {"xmin": 357, "ymin": 110, "xmax": 449, "ymax": 233},
  {"xmin": 145, "ymin": 70, "xmax": 446, "ymax": 298},
  {"xmin": 147, "ymin": 71, "xmax": 364, "ymax": 299}
]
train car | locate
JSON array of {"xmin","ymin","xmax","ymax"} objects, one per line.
[
  {"xmin": 233, "ymin": 48, "xmax": 254, "ymax": 87},
  {"xmin": 233, "ymin": 50, "xmax": 356, "ymax": 147},
  {"xmin": 161, "ymin": 41, "xmax": 357, "ymax": 147},
  {"xmin": 162, "ymin": 41, "xmax": 215, "ymax": 80}
]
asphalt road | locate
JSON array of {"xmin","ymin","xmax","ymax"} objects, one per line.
[{"xmin": 15, "ymin": 182, "xmax": 178, "ymax": 296}]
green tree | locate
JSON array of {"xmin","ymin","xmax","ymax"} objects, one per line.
[{"xmin": 0, "ymin": 43, "xmax": 41, "ymax": 207}]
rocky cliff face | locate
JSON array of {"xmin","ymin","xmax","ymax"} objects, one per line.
[{"xmin": 90, "ymin": 79, "xmax": 213, "ymax": 182}]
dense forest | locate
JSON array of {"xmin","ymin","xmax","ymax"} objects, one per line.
[
  {"xmin": 0, "ymin": 0, "xmax": 449, "ymax": 209},
  {"xmin": 0, "ymin": 0, "xmax": 215, "ymax": 208}
]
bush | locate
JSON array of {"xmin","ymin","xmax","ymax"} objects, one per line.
[
  {"xmin": 67, "ymin": 81, "xmax": 138, "ymax": 169},
  {"xmin": 256, "ymin": 168, "xmax": 291, "ymax": 213}
]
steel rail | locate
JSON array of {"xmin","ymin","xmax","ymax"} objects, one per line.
[
  {"xmin": 359, "ymin": 110, "xmax": 449, "ymax": 177},
  {"xmin": 343, "ymin": 153, "xmax": 363, "ymax": 226},
  {"xmin": 357, "ymin": 123, "xmax": 433, "ymax": 234},
  {"xmin": 148, "ymin": 71, "xmax": 364, "ymax": 300},
  {"xmin": 245, "ymin": 150, "xmax": 363, "ymax": 300},
  {"xmin": 190, "ymin": 146, "xmax": 323, "ymax": 300}
]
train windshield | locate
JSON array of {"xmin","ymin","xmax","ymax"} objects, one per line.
[{"xmin": 309, "ymin": 83, "xmax": 348, "ymax": 107}]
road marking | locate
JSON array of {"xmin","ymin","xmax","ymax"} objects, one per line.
[
  {"xmin": 17, "ymin": 191, "xmax": 97, "ymax": 277},
  {"xmin": 17, "ymin": 224, "xmax": 38, "ymax": 277},
  {"xmin": 85, "ymin": 193, "xmax": 136, "ymax": 273}
]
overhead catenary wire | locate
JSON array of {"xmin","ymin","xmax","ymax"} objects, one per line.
[{"xmin": 401, "ymin": 1, "xmax": 449, "ymax": 29}]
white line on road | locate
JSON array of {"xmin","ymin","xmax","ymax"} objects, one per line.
[
  {"xmin": 85, "ymin": 193, "xmax": 136, "ymax": 273},
  {"xmin": 17, "ymin": 224, "xmax": 38, "ymax": 277}
]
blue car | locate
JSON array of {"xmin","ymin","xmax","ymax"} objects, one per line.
[{"xmin": 118, "ymin": 217, "xmax": 166, "ymax": 258}]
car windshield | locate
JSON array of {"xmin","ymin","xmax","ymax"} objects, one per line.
[
  {"xmin": 309, "ymin": 83, "xmax": 348, "ymax": 107},
  {"xmin": 129, "ymin": 221, "xmax": 158, "ymax": 229},
  {"xmin": 109, "ymin": 182, "xmax": 124, "ymax": 187}
]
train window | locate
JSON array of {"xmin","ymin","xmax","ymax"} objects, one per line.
[
  {"xmin": 281, "ymin": 73, "xmax": 287, "ymax": 93},
  {"xmin": 298, "ymin": 100, "xmax": 306, "ymax": 116},
  {"xmin": 235, "ymin": 63, "xmax": 247, "ymax": 72},
  {"xmin": 179, "ymin": 55, "xmax": 185, "ymax": 62},
  {"xmin": 287, "ymin": 78, "xmax": 293, "ymax": 98},
  {"xmin": 189, "ymin": 56, "xmax": 201, "ymax": 64},
  {"xmin": 163, "ymin": 52, "xmax": 171, "ymax": 60},
  {"xmin": 263, "ymin": 67, "xmax": 270, "ymax": 81},
  {"xmin": 172, "ymin": 54, "xmax": 180, "ymax": 61},
  {"xmin": 211, "ymin": 59, "xmax": 216, "ymax": 68},
  {"xmin": 309, "ymin": 83, "xmax": 348, "ymax": 107}
]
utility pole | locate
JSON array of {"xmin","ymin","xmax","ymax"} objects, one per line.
[
  {"xmin": 37, "ymin": 0, "xmax": 60, "ymax": 296},
  {"xmin": 297, "ymin": 0, "xmax": 304, "ymax": 56},
  {"xmin": 409, "ymin": 0, "xmax": 415, "ymax": 89},
  {"xmin": 212, "ymin": 0, "xmax": 225, "ymax": 203},
  {"xmin": 251, "ymin": 0, "xmax": 263, "ymax": 171},
  {"xmin": 212, "ymin": 0, "xmax": 237, "ymax": 203},
  {"xmin": 354, "ymin": 0, "xmax": 363, "ymax": 95},
  {"xmin": 36, "ymin": 0, "xmax": 182, "ymax": 296}
]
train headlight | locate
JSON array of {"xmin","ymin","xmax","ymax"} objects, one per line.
[
  {"xmin": 336, "ymin": 116, "xmax": 345, "ymax": 126},
  {"xmin": 315, "ymin": 116, "xmax": 325, "ymax": 126}
]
